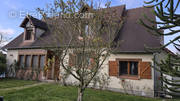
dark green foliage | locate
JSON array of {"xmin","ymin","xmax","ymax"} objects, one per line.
[
  {"xmin": 140, "ymin": 0, "xmax": 180, "ymax": 48},
  {"xmin": 0, "ymin": 52, "xmax": 6, "ymax": 75},
  {"xmin": 154, "ymin": 54, "xmax": 180, "ymax": 97},
  {"xmin": 141, "ymin": 0, "xmax": 180, "ymax": 98},
  {"xmin": 8, "ymin": 60, "xmax": 19, "ymax": 77}
]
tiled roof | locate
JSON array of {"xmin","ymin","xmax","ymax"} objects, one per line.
[
  {"xmin": 20, "ymin": 15, "xmax": 48, "ymax": 30},
  {"xmin": 113, "ymin": 7, "xmax": 161, "ymax": 53},
  {"xmin": 3, "ymin": 5, "xmax": 161, "ymax": 53}
]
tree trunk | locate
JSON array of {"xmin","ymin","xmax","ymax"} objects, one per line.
[{"xmin": 77, "ymin": 88, "xmax": 84, "ymax": 101}]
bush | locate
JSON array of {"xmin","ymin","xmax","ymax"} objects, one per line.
[{"xmin": 0, "ymin": 52, "xmax": 6, "ymax": 75}]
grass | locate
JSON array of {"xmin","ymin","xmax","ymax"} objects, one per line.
[
  {"xmin": 0, "ymin": 79, "xmax": 37, "ymax": 89},
  {"xmin": 0, "ymin": 79, "xmax": 179, "ymax": 101}
]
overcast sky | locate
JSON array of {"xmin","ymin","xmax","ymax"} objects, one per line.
[{"xmin": 0, "ymin": 0, "xmax": 179, "ymax": 53}]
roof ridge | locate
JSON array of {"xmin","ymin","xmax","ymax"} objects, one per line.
[
  {"xmin": 109, "ymin": 4, "xmax": 126, "ymax": 9},
  {"xmin": 127, "ymin": 6, "xmax": 153, "ymax": 11},
  {"xmin": 28, "ymin": 15, "xmax": 46, "ymax": 23}
]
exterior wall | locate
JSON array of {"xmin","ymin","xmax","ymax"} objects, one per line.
[
  {"xmin": 6, "ymin": 50, "xmax": 19, "ymax": 67},
  {"xmin": 18, "ymin": 49, "xmax": 47, "ymax": 81},
  {"xmin": 104, "ymin": 54, "xmax": 154, "ymax": 97},
  {"xmin": 7, "ymin": 49, "xmax": 47, "ymax": 80},
  {"xmin": 16, "ymin": 69, "xmax": 44, "ymax": 81},
  {"xmin": 6, "ymin": 49, "xmax": 159, "ymax": 97},
  {"xmin": 59, "ymin": 50, "xmax": 80, "ymax": 84},
  {"xmin": 62, "ymin": 52, "xmax": 155, "ymax": 97},
  {"xmin": 18, "ymin": 49, "xmax": 47, "ymax": 54}
]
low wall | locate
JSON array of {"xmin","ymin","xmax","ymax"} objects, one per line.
[{"xmin": 16, "ymin": 69, "xmax": 44, "ymax": 81}]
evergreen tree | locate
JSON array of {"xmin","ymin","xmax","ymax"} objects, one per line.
[
  {"xmin": 140, "ymin": 0, "xmax": 180, "ymax": 47},
  {"xmin": 0, "ymin": 52, "xmax": 6, "ymax": 75},
  {"xmin": 154, "ymin": 52, "xmax": 180, "ymax": 97},
  {"xmin": 140, "ymin": 0, "xmax": 180, "ymax": 98}
]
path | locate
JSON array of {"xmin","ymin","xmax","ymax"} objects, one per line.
[{"xmin": 0, "ymin": 82, "xmax": 46, "ymax": 91}]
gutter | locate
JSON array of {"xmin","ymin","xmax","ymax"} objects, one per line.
[{"xmin": 112, "ymin": 51, "xmax": 154, "ymax": 54}]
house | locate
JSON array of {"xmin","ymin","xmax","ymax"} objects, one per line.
[{"xmin": 3, "ymin": 5, "xmax": 171, "ymax": 97}]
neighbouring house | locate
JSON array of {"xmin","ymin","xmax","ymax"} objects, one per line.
[{"xmin": 3, "ymin": 5, "xmax": 173, "ymax": 97}]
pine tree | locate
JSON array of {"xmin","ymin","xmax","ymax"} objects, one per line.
[
  {"xmin": 140, "ymin": 0, "xmax": 180, "ymax": 47},
  {"xmin": 140, "ymin": 0, "xmax": 180, "ymax": 98},
  {"xmin": 154, "ymin": 52, "xmax": 180, "ymax": 97}
]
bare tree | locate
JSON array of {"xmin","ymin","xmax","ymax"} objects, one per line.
[
  {"xmin": 0, "ymin": 32, "xmax": 11, "ymax": 78},
  {"xmin": 38, "ymin": 0, "xmax": 123, "ymax": 101},
  {"xmin": 0, "ymin": 32, "xmax": 11, "ymax": 47}
]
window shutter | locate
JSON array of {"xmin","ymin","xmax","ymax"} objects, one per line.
[
  {"xmin": 139, "ymin": 62, "xmax": 151, "ymax": 79},
  {"xmin": 109, "ymin": 61, "xmax": 118, "ymax": 76},
  {"xmin": 89, "ymin": 58, "xmax": 95, "ymax": 69},
  {"xmin": 69, "ymin": 53, "xmax": 76, "ymax": 66},
  {"xmin": 89, "ymin": 52, "xmax": 96, "ymax": 69}
]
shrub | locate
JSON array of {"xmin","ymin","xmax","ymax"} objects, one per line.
[{"xmin": 0, "ymin": 52, "xmax": 6, "ymax": 75}]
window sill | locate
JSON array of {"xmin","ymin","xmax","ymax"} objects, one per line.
[
  {"xmin": 23, "ymin": 40, "xmax": 34, "ymax": 42},
  {"xmin": 119, "ymin": 75, "xmax": 140, "ymax": 80}
]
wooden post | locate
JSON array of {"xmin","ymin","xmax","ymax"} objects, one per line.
[
  {"xmin": 127, "ymin": 62, "xmax": 130, "ymax": 75},
  {"xmin": 51, "ymin": 56, "xmax": 55, "ymax": 79}
]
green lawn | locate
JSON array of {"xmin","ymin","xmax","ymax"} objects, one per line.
[
  {"xmin": 0, "ymin": 79, "xmax": 37, "ymax": 89},
  {"xmin": 0, "ymin": 79, "xmax": 178, "ymax": 101}
]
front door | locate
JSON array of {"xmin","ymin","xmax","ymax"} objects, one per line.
[{"xmin": 47, "ymin": 56, "xmax": 60, "ymax": 80}]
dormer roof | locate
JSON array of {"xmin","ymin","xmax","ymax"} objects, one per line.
[{"xmin": 20, "ymin": 15, "xmax": 48, "ymax": 30}]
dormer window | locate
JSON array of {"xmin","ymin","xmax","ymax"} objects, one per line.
[
  {"xmin": 85, "ymin": 25, "xmax": 89, "ymax": 35},
  {"xmin": 78, "ymin": 23, "xmax": 92, "ymax": 40},
  {"xmin": 80, "ymin": 23, "xmax": 91, "ymax": 36},
  {"xmin": 25, "ymin": 28, "xmax": 33, "ymax": 40},
  {"xmin": 20, "ymin": 15, "xmax": 47, "ymax": 42}
]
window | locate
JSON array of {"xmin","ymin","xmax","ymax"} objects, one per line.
[
  {"xmin": 76, "ymin": 53, "xmax": 82, "ymax": 65},
  {"xmin": 25, "ymin": 55, "xmax": 31, "ymax": 68},
  {"xmin": 119, "ymin": 61, "xmax": 128, "ymax": 75},
  {"xmin": 18, "ymin": 54, "xmax": 46, "ymax": 69},
  {"xmin": 19, "ymin": 55, "xmax": 24, "ymax": 67},
  {"xmin": 85, "ymin": 25, "xmax": 89, "ymax": 35},
  {"xmin": 109, "ymin": 60, "xmax": 151, "ymax": 79},
  {"xmin": 40, "ymin": 55, "xmax": 45, "ymax": 68},
  {"xmin": 32, "ymin": 55, "xmax": 39, "ymax": 68},
  {"xmin": 25, "ymin": 29, "xmax": 33, "ymax": 40},
  {"xmin": 130, "ymin": 62, "xmax": 138, "ymax": 75},
  {"xmin": 76, "ymin": 53, "xmax": 91, "ymax": 66},
  {"xmin": 119, "ymin": 61, "xmax": 139, "ymax": 76}
]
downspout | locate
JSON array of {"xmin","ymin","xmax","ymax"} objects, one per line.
[{"xmin": 153, "ymin": 53, "xmax": 157, "ymax": 97}]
